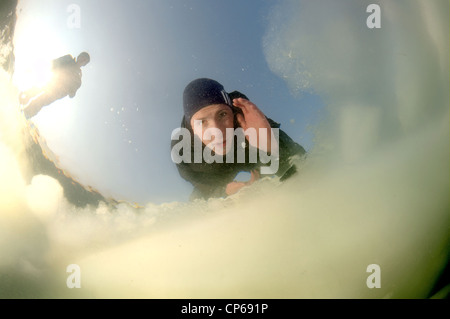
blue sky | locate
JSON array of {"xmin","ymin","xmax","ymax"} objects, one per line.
[{"xmin": 14, "ymin": 0, "xmax": 324, "ymax": 204}]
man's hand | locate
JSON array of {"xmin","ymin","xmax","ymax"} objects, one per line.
[
  {"xmin": 225, "ymin": 170, "xmax": 260, "ymax": 196},
  {"xmin": 233, "ymin": 98, "xmax": 273, "ymax": 153}
]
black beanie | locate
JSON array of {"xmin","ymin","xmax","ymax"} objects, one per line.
[{"xmin": 183, "ymin": 78, "xmax": 232, "ymax": 125}]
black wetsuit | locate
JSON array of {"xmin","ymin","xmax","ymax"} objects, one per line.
[{"xmin": 171, "ymin": 91, "xmax": 306, "ymax": 200}]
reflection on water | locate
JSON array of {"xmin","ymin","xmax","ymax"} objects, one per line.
[{"xmin": 0, "ymin": 0, "xmax": 449, "ymax": 298}]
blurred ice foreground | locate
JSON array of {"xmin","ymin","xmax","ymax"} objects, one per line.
[{"xmin": 0, "ymin": 0, "xmax": 448, "ymax": 298}]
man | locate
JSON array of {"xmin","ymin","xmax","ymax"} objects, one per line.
[
  {"xmin": 20, "ymin": 52, "xmax": 90, "ymax": 119},
  {"xmin": 171, "ymin": 78, "xmax": 306, "ymax": 200}
]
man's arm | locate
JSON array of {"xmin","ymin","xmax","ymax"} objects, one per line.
[
  {"xmin": 67, "ymin": 69, "xmax": 82, "ymax": 98},
  {"xmin": 225, "ymin": 170, "xmax": 260, "ymax": 196},
  {"xmin": 52, "ymin": 55, "xmax": 75, "ymax": 70}
]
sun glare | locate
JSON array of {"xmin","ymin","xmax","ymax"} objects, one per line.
[
  {"xmin": 13, "ymin": 13, "xmax": 66, "ymax": 92},
  {"xmin": 11, "ymin": 6, "xmax": 75, "ymax": 146}
]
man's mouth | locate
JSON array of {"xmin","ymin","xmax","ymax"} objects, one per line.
[{"xmin": 213, "ymin": 140, "xmax": 227, "ymax": 148}]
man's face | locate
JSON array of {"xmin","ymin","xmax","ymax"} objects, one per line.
[{"xmin": 190, "ymin": 104, "xmax": 234, "ymax": 155}]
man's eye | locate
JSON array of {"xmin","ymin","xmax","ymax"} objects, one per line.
[{"xmin": 219, "ymin": 112, "xmax": 228, "ymax": 119}]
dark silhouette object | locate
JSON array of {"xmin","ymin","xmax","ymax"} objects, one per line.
[{"xmin": 20, "ymin": 52, "xmax": 90, "ymax": 119}]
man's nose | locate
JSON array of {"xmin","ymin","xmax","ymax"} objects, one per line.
[
  {"xmin": 214, "ymin": 120, "xmax": 228, "ymax": 133},
  {"xmin": 207, "ymin": 121, "xmax": 226, "ymax": 142}
]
